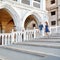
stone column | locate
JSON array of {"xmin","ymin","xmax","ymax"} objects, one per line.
[
  {"xmin": 40, "ymin": 0, "xmax": 46, "ymax": 10},
  {"xmin": 30, "ymin": 0, "xmax": 33, "ymax": 7},
  {"xmin": 17, "ymin": 0, "xmax": 22, "ymax": 3}
]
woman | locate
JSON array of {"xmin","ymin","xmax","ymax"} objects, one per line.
[{"xmin": 45, "ymin": 21, "xmax": 50, "ymax": 36}]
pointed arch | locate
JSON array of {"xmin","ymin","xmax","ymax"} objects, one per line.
[
  {"xmin": 0, "ymin": 4, "xmax": 20, "ymax": 31},
  {"xmin": 22, "ymin": 11, "xmax": 42, "ymax": 29},
  {"xmin": 0, "ymin": 4, "xmax": 20, "ymax": 32}
]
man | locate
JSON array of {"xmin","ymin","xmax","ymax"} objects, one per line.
[{"xmin": 39, "ymin": 22, "xmax": 43, "ymax": 35}]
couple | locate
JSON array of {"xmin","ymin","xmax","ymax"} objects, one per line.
[{"xmin": 39, "ymin": 21, "xmax": 50, "ymax": 36}]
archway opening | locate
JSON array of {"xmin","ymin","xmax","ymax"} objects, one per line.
[
  {"xmin": 24, "ymin": 15, "xmax": 38, "ymax": 30},
  {"xmin": 0, "ymin": 8, "xmax": 15, "ymax": 33}
]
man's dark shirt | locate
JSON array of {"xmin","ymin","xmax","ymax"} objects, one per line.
[{"xmin": 39, "ymin": 24, "xmax": 43, "ymax": 30}]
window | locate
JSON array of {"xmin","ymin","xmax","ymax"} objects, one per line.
[
  {"xmin": 51, "ymin": 21, "xmax": 56, "ymax": 25},
  {"xmin": 22, "ymin": 0, "xmax": 30, "ymax": 5},
  {"xmin": 51, "ymin": 0, "xmax": 55, "ymax": 4},
  {"xmin": 51, "ymin": 11, "xmax": 56, "ymax": 15},
  {"xmin": 34, "ymin": 0, "xmax": 40, "ymax": 2},
  {"xmin": 33, "ymin": 24, "xmax": 36, "ymax": 27}
]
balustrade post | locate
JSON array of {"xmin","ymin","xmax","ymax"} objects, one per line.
[
  {"xmin": 24, "ymin": 30, "xmax": 26, "ymax": 41},
  {"xmin": 30, "ymin": 0, "xmax": 33, "ymax": 6},
  {"xmin": 8, "ymin": 35, "xmax": 10, "ymax": 45},
  {"xmin": 11, "ymin": 29, "xmax": 14, "ymax": 44},
  {"xmin": 17, "ymin": 33, "xmax": 20, "ymax": 42},
  {"xmin": 5, "ymin": 35, "xmax": 7, "ymax": 45},
  {"xmin": 2, "ymin": 35, "xmax": 4, "ymax": 45},
  {"xmin": 34, "ymin": 27, "xmax": 36, "ymax": 38},
  {"xmin": 17, "ymin": 0, "xmax": 21, "ymax": 3},
  {"xmin": 22, "ymin": 30, "xmax": 24, "ymax": 42},
  {"xmin": 26, "ymin": 31, "xmax": 28, "ymax": 40}
]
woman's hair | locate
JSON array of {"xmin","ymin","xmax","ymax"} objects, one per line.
[{"xmin": 45, "ymin": 21, "xmax": 48, "ymax": 25}]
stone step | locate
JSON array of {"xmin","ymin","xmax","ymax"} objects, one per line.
[
  {"xmin": 6, "ymin": 43, "xmax": 60, "ymax": 57},
  {"xmin": 50, "ymin": 34, "xmax": 60, "ymax": 35},
  {"xmin": 25, "ymin": 41, "xmax": 60, "ymax": 44},
  {"xmin": 14, "ymin": 42, "xmax": 60, "ymax": 48},
  {"xmin": 49, "ymin": 33, "xmax": 60, "ymax": 37},
  {"xmin": 50, "ymin": 35, "xmax": 60, "ymax": 37},
  {"xmin": 25, "ymin": 38, "xmax": 60, "ymax": 43},
  {"xmin": 1, "ymin": 45, "xmax": 60, "ymax": 57},
  {"xmin": 0, "ymin": 46, "xmax": 46, "ymax": 60},
  {"xmin": 0, "ymin": 46, "xmax": 60, "ymax": 60},
  {"xmin": 50, "ymin": 34, "xmax": 60, "ymax": 36},
  {"xmin": 26, "ymin": 40, "xmax": 60, "ymax": 43},
  {"xmin": 39, "ymin": 37, "xmax": 60, "ymax": 39}
]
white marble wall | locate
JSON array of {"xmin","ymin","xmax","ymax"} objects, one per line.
[{"xmin": 0, "ymin": 0, "xmax": 48, "ymax": 31}]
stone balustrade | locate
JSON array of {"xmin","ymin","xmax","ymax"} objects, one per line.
[
  {"xmin": 50, "ymin": 26, "xmax": 60, "ymax": 34},
  {"xmin": 1, "ymin": 24, "xmax": 60, "ymax": 46},
  {"xmin": 0, "ymin": 29, "xmax": 40, "ymax": 46}
]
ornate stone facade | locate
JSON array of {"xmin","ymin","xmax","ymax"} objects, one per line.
[{"xmin": 0, "ymin": 0, "xmax": 48, "ymax": 33}]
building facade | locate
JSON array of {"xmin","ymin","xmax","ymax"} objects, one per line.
[
  {"xmin": 46, "ymin": 0, "xmax": 60, "ymax": 27},
  {"xmin": 0, "ymin": 0, "xmax": 48, "ymax": 33}
]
